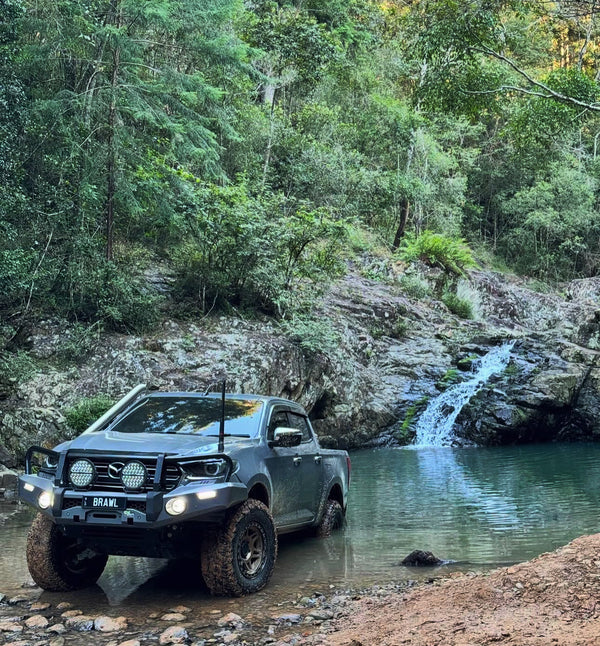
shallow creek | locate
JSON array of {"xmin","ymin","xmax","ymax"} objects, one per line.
[{"xmin": 2, "ymin": 444, "xmax": 600, "ymax": 616}]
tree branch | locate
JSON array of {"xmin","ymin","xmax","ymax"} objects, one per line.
[{"xmin": 473, "ymin": 45, "xmax": 600, "ymax": 112}]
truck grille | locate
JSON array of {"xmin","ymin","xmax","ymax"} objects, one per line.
[{"xmin": 65, "ymin": 456, "xmax": 181, "ymax": 492}]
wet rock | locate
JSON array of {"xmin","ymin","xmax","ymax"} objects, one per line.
[
  {"xmin": 307, "ymin": 609, "xmax": 334, "ymax": 621},
  {"xmin": 275, "ymin": 614, "xmax": 302, "ymax": 625},
  {"xmin": 56, "ymin": 603, "xmax": 72, "ymax": 611},
  {"xmin": 25, "ymin": 615, "xmax": 49, "ymax": 629},
  {"xmin": 0, "ymin": 622, "xmax": 23, "ymax": 633},
  {"xmin": 94, "ymin": 616, "xmax": 128, "ymax": 632},
  {"xmin": 119, "ymin": 640, "xmax": 141, "ymax": 646},
  {"xmin": 29, "ymin": 602, "xmax": 50, "ymax": 611},
  {"xmin": 49, "ymin": 637, "xmax": 66, "ymax": 646},
  {"xmin": 48, "ymin": 623, "xmax": 66, "ymax": 634},
  {"xmin": 3, "ymin": 641, "xmax": 29, "ymax": 646},
  {"xmin": 159, "ymin": 625, "xmax": 189, "ymax": 644},
  {"xmin": 169, "ymin": 605, "xmax": 191, "ymax": 614},
  {"xmin": 217, "ymin": 612, "xmax": 244, "ymax": 627},
  {"xmin": 8, "ymin": 596, "xmax": 29, "ymax": 605},
  {"xmin": 161, "ymin": 613, "xmax": 187, "ymax": 622},
  {"xmin": 64, "ymin": 615, "xmax": 95, "ymax": 631},
  {"xmin": 61, "ymin": 609, "xmax": 82, "ymax": 618},
  {"xmin": 401, "ymin": 550, "xmax": 443, "ymax": 567},
  {"xmin": 0, "ymin": 593, "xmax": 5, "ymax": 604}
]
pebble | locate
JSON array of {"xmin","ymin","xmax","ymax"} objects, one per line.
[
  {"xmin": 308, "ymin": 610, "xmax": 334, "ymax": 621},
  {"xmin": 61, "ymin": 609, "xmax": 83, "ymax": 618},
  {"xmin": 25, "ymin": 615, "xmax": 49, "ymax": 629},
  {"xmin": 159, "ymin": 625, "xmax": 189, "ymax": 644},
  {"xmin": 3, "ymin": 641, "xmax": 29, "ymax": 646},
  {"xmin": 50, "ymin": 637, "xmax": 66, "ymax": 646},
  {"xmin": 161, "ymin": 613, "xmax": 187, "ymax": 622},
  {"xmin": 169, "ymin": 605, "xmax": 191, "ymax": 613},
  {"xmin": 94, "ymin": 616, "xmax": 128, "ymax": 632},
  {"xmin": 118, "ymin": 640, "xmax": 141, "ymax": 646},
  {"xmin": 217, "ymin": 612, "xmax": 244, "ymax": 627},
  {"xmin": 30, "ymin": 602, "xmax": 51, "ymax": 611},
  {"xmin": 47, "ymin": 623, "xmax": 66, "ymax": 634},
  {"xmin": 64, "ymin": 615, "xmax": 95, "ymax": 631},
  {"xmin": 276, "ymin": 614, "xmax": 302, "ymax": 625},
  {"xmin": 8, "ymin": 596, "xmax": 29, "ymax": 605},
  {"xmin": 0, "ymin": 622, "xmax": 23, "ymax": 633},
  {"xmin": 56, "ymin": 602, "xmax": 72, "ymax": 611}
]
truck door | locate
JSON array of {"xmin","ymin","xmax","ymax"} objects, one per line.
[
  {"xmin": 264, "ymin": 407, "xmax": 305, "ymax": 528},
  {"xmin": 286, "ymin": 412, "xmax": 324, "ymax": 523}
]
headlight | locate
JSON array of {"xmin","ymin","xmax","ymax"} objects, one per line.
[
  {"xmin": 180, "ymin": 459, "xmax": 230, "ymax": 483},
  {"xmin": 165, "ymin": 496, "xmax": 187, "ymax": 516},
  {"xmin": 69, "ymin": 459, "xmax": 95, "ymax": 488},
  {"xmin": 38, "ymin": 491, "xmax": 53, "ymax": 509},
  {"xmin": 121, "ymin": 461, "xmax": 147, "ymax": 490}
]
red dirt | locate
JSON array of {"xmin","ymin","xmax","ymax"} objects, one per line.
[{"xmin": 325, "ymin": 533, "xmax": 600, "ymax": 646}]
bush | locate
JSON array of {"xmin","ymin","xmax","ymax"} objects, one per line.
[
  {"xmin": 65, "ymin": 394, "xmax": 115, "ymax": 433},
  {"xmin": 442, "ymin": 290, "xmax": 474, "ymax": 319},
  {"xmin": 280, "ymin": 314, "xmax": 340, "ymax": 356},
  {"xmin": 399, "ymin": 230, "xmax": 477, "ymax": 275},
  {"xmin": 399, "ymin": 272, "xmax": 432, "ymax": 299}
]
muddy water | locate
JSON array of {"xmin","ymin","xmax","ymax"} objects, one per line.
[{"xmin": 2, "ymin": 444, "xmax": 600, "ymax": 614}]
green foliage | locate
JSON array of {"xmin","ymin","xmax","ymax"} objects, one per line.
[
  {"xmin": 279, "ymin": 314, "xmax": 340, "ymax": 356},
  {"xmin": 442, "ymin": 290, "xmax": 474, "ymax": 319},
  {"xmin": 174, "ymin": 182, "xmax": 347, "ymax": 316},
  {"xmin": 0, "ymin": 349, "xmax": 37, "ymax": 393},
  {"xmin": 65, "ymin": 394, "xmax": 116, "ymax": 433},
  {"xmin": 400, "ymin": 231, "xmax": 477, "ymax": 276},
  {"xmin": 399, "ymin": 272, "xmax": 432, "ymax": 299}
]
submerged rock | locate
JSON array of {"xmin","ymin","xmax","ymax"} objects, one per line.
[{"xmin": 401, "ymin": 550, "xmax": 443, "ymax": 567}]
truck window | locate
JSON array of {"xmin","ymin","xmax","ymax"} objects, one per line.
[{"xmin": 287, "ymin": 412, "xmax": 313, "ymax": 443}]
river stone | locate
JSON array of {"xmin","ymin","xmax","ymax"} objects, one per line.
[
  {"xmin": 217, "ymin": 612, "xmax": 243, "ymax": 627},
  {"xmin": 159, "ymin": 625, "xmax": 189, "ymax": 644},
  {"xmin": 48, "ymin": 623, "xmax": 66, "ymax": 634},
  {"xmin": 119, "ymin": 640, "xmax": 141, "ymax": 646},
  {"xmin": 29, "ymin": 602, "xmax": 50, "ymax": 611},
  {"xmin": 401, "ymin": 550, "xmax": 443, "ymax": 566},
  {"xmin": 94, "ymin": 616, "xmax": 128, "ymax": 632},
  {"xmin": 0, "ymin": 622, "xmax": 24, "ymax": 632},
  {"xmin": 161, "ymin": 613, "xmax": 186, "ymax": 622},
  {"xmin": 64, "ymin": 615, "xmax": 95, "ymax": 631},
  {"xmin": 56, "ymin": 602, "xmax": 72, "ymax": 611},
  {"xmin": 61, "ymin": 609, "xmax": 82, "ymax": 618},
  {"xmin": 25, "ymin": 615, "xmax": 49, "ymax": 629},
  {"xmin": 49, "ymin": 638, "xmax": 66, "ymax": 646}
]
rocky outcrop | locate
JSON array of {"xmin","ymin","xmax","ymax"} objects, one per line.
[{"xmin": 2, "ymin": 264, "xmax": 600, "ymax": 461}]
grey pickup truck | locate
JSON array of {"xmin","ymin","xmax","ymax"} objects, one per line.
[{"xmin": 19, "ymin": 385, "xmax": 351, "ymax": 596}]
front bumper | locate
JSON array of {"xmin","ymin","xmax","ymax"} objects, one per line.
[{"xmin": 19, "ymin": 473, "xmax": 248, "ymax": 528}]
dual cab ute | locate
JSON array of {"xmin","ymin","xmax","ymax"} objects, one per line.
[{"xmin": 19, "ymin": 385, "xmax": 350, "ymax": 596}]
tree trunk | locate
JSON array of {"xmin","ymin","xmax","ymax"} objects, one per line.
[{"xmin": 392, "ymin": 199, "xmax": 410, "ymax": 251}]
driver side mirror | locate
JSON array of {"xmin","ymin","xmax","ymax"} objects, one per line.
[{"xmin": 270, "ymin": 427, "xmax": 303, "ymax": 448}]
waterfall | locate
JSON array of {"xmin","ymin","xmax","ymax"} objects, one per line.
[{"xmin": 413, "ymin": 342, "xmax": 514, "ymax": 447}]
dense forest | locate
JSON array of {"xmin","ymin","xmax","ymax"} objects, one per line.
[{"xmin": 2, "ymin": 0, "xmax": 600, "ymax": 340}]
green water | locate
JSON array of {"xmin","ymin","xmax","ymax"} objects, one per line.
[
  {"xmin": 2, "ymin": 444, "xmax": 600, "ymax": 604},
  {"xmin": 340, "ymin": 444, "xmax": 600, "ymax": 574}
]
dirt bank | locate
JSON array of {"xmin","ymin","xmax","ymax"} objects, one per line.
[{"xmin": 325, "ymin": 533, "xmax": 600, "ymax": 646}]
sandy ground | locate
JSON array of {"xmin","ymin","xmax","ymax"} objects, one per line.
[{"xmin": 325, "ymin": 533, "xmax": 600, "ymax": 646}]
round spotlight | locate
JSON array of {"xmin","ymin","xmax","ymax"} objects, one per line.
[
  {"xmin": 165, "ymin": 496, "xmax": 187, "ymax": 516},
  {"xmin": 69, "ymin": 459, "xmax": 95, "ymax": 488},
  {"xmin": 38, "ymin": 491, "xmax": 53, "ymax": 509},
  {"xmin": 121, "ymin": 461, "xmax": 147, "ymax": 490}
]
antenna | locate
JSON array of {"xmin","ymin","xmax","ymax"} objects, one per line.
[{"xmin": 218, "ymin": 379, "xmax": 226, "ymax": 453}]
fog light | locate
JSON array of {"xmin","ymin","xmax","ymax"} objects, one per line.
[
  {"xmin": 24, "ymin": 483, "xmax": 35, "ymax": 492},
  {"xmin": 196, "ymin": 490, "xmax": 217, "ymax": 501},
  {"xmin": 38, "ymin": 491, "xmax": 53, "ymax": 509},
  {"xmin": 165, "ymin": 496, "xmax": 187, "ymax": 516}
]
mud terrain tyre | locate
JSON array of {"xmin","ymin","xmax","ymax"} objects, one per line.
[
  {"xmin": 26, "ymin": 513, "xmax": 108, "ymax": 591},
  {"xmin": 315, "ymin": 499, "xmax": 344, "ymax": 538},
  {"xmin": 201, "ymin": 499, "xmax": 277, "ymax": 596}
]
